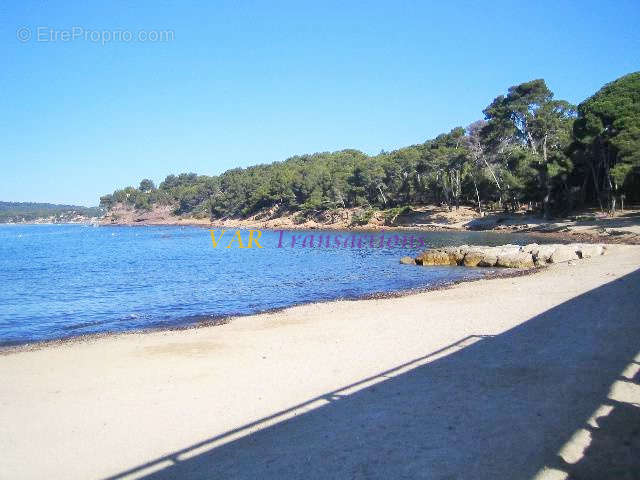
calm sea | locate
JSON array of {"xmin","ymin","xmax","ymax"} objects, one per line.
[{"xmin": 0, "ymin": 224, "xmax": 551, "ymax": 345}]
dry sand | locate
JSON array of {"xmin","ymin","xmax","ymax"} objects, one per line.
[{"xmin": 1, "ymin": 246, "xmax": 639, "ymax": 479}]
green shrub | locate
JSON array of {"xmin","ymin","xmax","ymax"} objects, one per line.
[
  {"xmin": 383, "ymin": 206, "xmax": 411, "ymax": 224},
  {"xmin": 350, "ymin": 208, "xmax": 375, "ymax": 226}
]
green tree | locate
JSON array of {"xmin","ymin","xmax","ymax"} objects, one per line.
[
  {"xmin": 139, "ymin": 179, "xmax": 156, "ymax": 192},
  {"xmin": 482, "ymin": 79, "xmax": 575, "ymax": 217},
  {"xmin": 572, "ymin": 72, "xmax": 640, "ymax": 211}
]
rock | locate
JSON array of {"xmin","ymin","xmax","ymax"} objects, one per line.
[
  {"xmin": 502, "ymin": 244, "xmax": 522, "ymax": 250},
  {"xmin": 412, "ymin": 242, "xmax": 602, "ymax": 270},
  {"xmin": 463, "ymin": 250, "xmax": 485, "ymax": 267},
  {"xmin": 444, "ymin": 246, "xmax": 466, "ymax": 264},
  {"xmin": 416, "ymin": 249, "xmax": 456, "ymax": 266},
  {"xmin": 576, "ymin": 244, "xmax": 604, "ymax": 258},
  {"xmin": 549, "ymin": 245, "xmax": 579, "ymax": 263},
  {"xmin": 528, "ymin": 244, "xmax": 558, "ymax": 265},
  {"xmin": 534, "ymin": 256, "xmax": 548, "ymax": 268},
  {"xmin": 400, "ymin": 256, "xmax": 415, "ymax": 265},
  {"xmin": 478, "ymin": 253, "xmax": 498, "ymax": 267},
  {"xmin": 494, "ymin": 245, "xmax": 522, "ymax": 257},
  {"xmin": 447, "ymin": 252, "xmax": 462, "ymax": 265},
  {"xmin": 496, "ymin": 252, "xmax": 535, "ymax": 269},
  {"xmin": 463, "ymin": 246, "xmax": 506, "ymax": 267}
]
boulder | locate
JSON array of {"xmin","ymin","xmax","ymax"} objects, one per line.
[
  {"xmin": 478, "ymin": 253, "xmax": 498, "ymax": 267},
  {"xmin": 463, "ymin": 250, "xmax": 485, "ymax": 267},
  {"xmin": 534, "ymin": 256, "xmax": 548, "ymax": 268},
  {"xmin": 529, "ymin": 244, "xmax": 558, "ymax": 265},
  {"xmin": 447, "ymin": 252, "xmax": 462, "ymax": 265},
  {"xmin": 400, "ymin": 256, "xmax": 416, "ymax": 265},
  {"xmin": 496, "ymin": 252, "xmax": 535, "ymax": 269},
  {"xmin": 494, "ymin": 245, "xmax": 522, "ymax": 258},
  {"xmin": 549, "ymin": 245, "xmax": 579, "ymax": 263},
  {"xmin": 411, "ymin": 242, "xmax": 602, "ymax": 270},
  {"xmin": 416, "ymin": 249, "xmax": 456, "ymax": 266},
  {"xmin": 460, "ymin": 246, "xmax": 502, "ymax": 267},
  {"xmin": 576, "ymin": 244, "xmax": 604, "ymax": 258},
  {"xmin": 444, "ymin": 246, "xmax": 466, "ymax": 264}
]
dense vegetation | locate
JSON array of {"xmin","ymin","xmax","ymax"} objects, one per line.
[
  {"xmin": 0, "ymin": 202, "xmax": 102, "ymax": 223},
  {"xmin": 100, "ymin": 73, "xmax": 640, "ymax": 220}
]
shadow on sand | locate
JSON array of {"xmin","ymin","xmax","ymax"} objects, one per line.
[{"xmin": 106, "ymin": 269, "xmax": 640, "ymax": 480}]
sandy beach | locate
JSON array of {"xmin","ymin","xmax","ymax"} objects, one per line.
[{"xmin": 1, "ymin": 246, "xmax": 639, "ymax": 479}]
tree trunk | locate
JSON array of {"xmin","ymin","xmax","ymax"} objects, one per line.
[
  {"xmin": 543, "ymin": 179, "xmax": 552, "ymax": 220},
  {"xmin": 588, "ymin": 159, "xmax": 603, "ymax": 211},
  {"xmin": 456, "ymin": 170, "xmax": 461, "ymax": 209},
  {"xmin": 564, "ymin": 181, "xmax": 573, "ymax": 215},
  {"xmin": 442, "ymin": 172, "xmax": 452, "ymax": 211},
  {"xmin": 472, "ymin": 176, "xmax": 482, "ymax": 215},
  {"xmin": 579, "ymin": 170, "xmax": 589, "ymax": 207},
  {"xmin": 377, "ymin": 185, "xmax": 387, "ymax": 205},
  {"xmin": 482, "ymin": 158, "xmax": 502, "ymax": 208}
]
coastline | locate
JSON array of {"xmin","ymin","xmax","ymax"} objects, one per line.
[
  {"xmin": 2, "ymin": 244, "xmax": 639, "ymax": 479},
  {"xmin": 0, "ymin": 266, "xmax": 537, "ymax": 355},
  {"xmin": 8, "ymin": 204, "xmax": 640, "ymax": 244},
  {"xmin": 97, "ymin": 203, "xmax": 640, "ymax": 245},
  {"xmin": 99, "ymin": 221, "xmax": 640, "ymax": 245}
]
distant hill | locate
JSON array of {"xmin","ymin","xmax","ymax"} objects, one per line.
[{"xmin": 0, "ymin": 201, "xmax": 102, "ymax": 223}]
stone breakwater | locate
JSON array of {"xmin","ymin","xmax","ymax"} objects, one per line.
[{"xmin": 400, "ymin": 243, "xmax": 606, "ymax": 269}]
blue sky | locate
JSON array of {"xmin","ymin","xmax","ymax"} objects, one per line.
[{"xmin": 1, "ymin": 1, "xmax": 639, "ymax": 206}]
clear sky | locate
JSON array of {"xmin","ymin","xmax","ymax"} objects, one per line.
[{"xmin": 1, "ymin": 1, "xmax": 639, "ymax": 206}]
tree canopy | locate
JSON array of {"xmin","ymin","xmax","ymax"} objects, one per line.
[
  {"xmin": 572, "ymin": 72, "xmax": 640, "ymax": 210},
  {"xmin": 100, "ymin": 73, "xmax": 640, "ymax": 219}
]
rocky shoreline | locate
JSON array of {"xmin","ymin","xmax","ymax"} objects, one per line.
[{"xmin": 402, "ymin": 243, "xmax": 606, "ymax": 269}]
